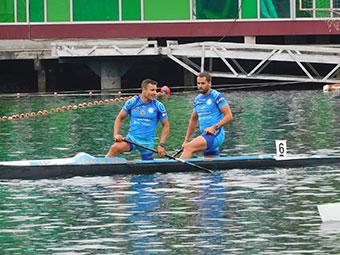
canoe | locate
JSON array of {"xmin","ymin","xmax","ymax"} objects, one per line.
[{"xmin": 0, "ymin": 152, "xmax": 340, "ymax": 180}]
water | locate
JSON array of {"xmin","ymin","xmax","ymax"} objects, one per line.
[{"xmin": 0, "ymin": 90, "xmax": 339, "ymax": 254}]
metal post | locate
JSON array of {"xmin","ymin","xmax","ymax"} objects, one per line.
[
  {"xmin": 27, "ymin": 0, "xmax": 31, "ymax": 39},
  {"xmin": 70, "ymin": 0, "xmax": 73, "ymax": 22},
  {"xmin": 190, "ymin": 0, "xmax": 193, "ymax": 20},
  {"xmin": 118, "ymin": 0, "xmax": 122, "ymax": 21},
  {"xmin": 291, "ymin": 0, "xmax": 296, "ymax": 19},
  {"xmin": 44, "ymin": 0, "xmax": 47, "ymax": 22},
  {"xmin": 201, "ymin": 45, "xmax": 205, "ymax": 72},
  {"xmin": 141, "ymin": 0, "xmax": 144, "ymax": 21},
  {"xmin": 14, "ymin": 0, "xmax": 17, "ymax": 22}
]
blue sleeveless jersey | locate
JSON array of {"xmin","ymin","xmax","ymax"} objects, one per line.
[
  {"xmin": 193, "ymin": 89, "xmax": 228, "ymax": 133},
  {"xmin": 122, "ymin": 96, "xmax": 168, "ymax": 144}
]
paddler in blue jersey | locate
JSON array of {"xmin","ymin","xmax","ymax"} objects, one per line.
[
  {"xmin": 180, "ymin": 72, "xmax": 233, "ymax": 159},
  {"xmin": 106, "ymin": 79, "xmax": 169, "ymax": 160}
]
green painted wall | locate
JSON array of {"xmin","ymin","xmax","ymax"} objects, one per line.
[
  {"xmin": 30, "ymin": 0, "xmax": 44, "ymax": 22},
  {"xmin": 316, "ymin": 0, "xmax": 330, "ymax": 17},
  {"xmin": 196, "ymin": 0, "xmax": 238, "ymax": 19},
  {"xmin": 17, "ymin": 0, "xmax": 26, "ymax": 22},
  {"xmin": 260, "ymin": 0, "xmax": 278, "ymax": 18},
  {"xmin": 122, "ymin": 0, "xmax": 141, "ymax": 20},
  {"xmin": 73, "ymin": 0, "xmax": 119, "ymax": 21},
  {"xmin": 0, "ymin": 0, "xmax": 334, "ymax": 23},
  {"xmin": 47, "ymin": 0, "xmax": 70, "ymax": 21},
  {"xmin": 296, "ymin": 0, "xmax": 312, "ymax": 17},
  {"xmin": 144, "ymin": 0, "xmax": 190, "ymax": 20},
  {"xmin": 296, "ymin": 0, "xmax": 331, "ymax": 18},
  {"xmin": 275, "ymin": 0, "xmax": 290, "ymax": 18},
  {"xmin": 242, "ymin": 0, "xmax": 257, "ymax": 19},
  {"xmin": 0, "ymin": 0, "xmax": 14, "ymax": 22}
]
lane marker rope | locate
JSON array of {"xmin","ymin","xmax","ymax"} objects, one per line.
[{"xmin": 1, "ymin": 96, "xmax": 133, "ymax": 121}]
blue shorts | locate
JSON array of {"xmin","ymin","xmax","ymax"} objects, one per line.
[
  {"xmin": 202, "ymin": 129, "xmax": 225, "ymax": 156},
  {"xmin": 125, "ymin": 135, "xmax": 154, "ymax": 160}
]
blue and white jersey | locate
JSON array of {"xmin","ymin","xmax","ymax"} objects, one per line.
[
  {"xmin": 193, "ymin": 89, "xmax": 228, "ymax": 133},
  {"xmin": 122, "ymin": 96, "xmax": 168, "ymax": 143}
]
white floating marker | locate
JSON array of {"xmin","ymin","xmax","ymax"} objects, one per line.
[
  {"xmin": 318, "ymin": 203, "xmax": 340, "ymax": 222},
  {"xmin": 275, "ymin": 140, "xmax": 287, "ymax": 158}
]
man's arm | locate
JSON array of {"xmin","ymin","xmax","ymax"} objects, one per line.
[
  {"xmin": 205, "ymin": 104, "xmax": 233, "ymax": 135},
  {"xmin": 157, "ymin": 119, "xmax": 170, "ymax": 157},
  {"xmin": 114, "ymin": 110, "xmax": 128, "ymax": 142},
  {"xmin": 183, "ymin": 112, "xmax": 198, "ymax": 145},
  {"xmin": 159, "ymin": 119, "xmax": 169, "ymax": 144}
]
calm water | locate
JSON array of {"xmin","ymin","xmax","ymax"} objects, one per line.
[{"xmin": 0, "ymin": 90, "xmax": 339, "ymax": 254}]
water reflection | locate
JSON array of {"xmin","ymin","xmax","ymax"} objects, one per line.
[
  {"xmin": 0, "ymin": 90, "xmax": 339, "ymax": 253},
  {"xmin": 0, "ymin": 166, "xmax": 339, "ymax": 254}
]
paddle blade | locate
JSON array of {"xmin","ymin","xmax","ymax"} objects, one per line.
[{"xmin": 318, "ymin": 203, "xmax": 340, "ymax": 222}]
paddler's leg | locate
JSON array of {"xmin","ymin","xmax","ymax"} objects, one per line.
[
  {"xmin": 105, "ymin": 141, "xmax": 131, "ymax": 158},
  {"xmin": 137, "ymin": 140, "xmax": 154, "ymax": 160},
  {"xmin": 180, "ymin": 136, "xmax": 207, "ymax": 159},
  {"xmin": 203, "ymin": 130, "xmax": 224, "ymax": 158}
]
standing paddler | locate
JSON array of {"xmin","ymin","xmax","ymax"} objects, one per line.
[
  {"xmin": 106, "ymin": 79, "xmax": 170, "ymax": 160},
  {"xmin": 180, "ymin": 72, "xmax": 233, "ymax": 159}
]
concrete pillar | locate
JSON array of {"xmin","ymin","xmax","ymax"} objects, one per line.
[
  {"xmin": 47, "ymin": 67, "xmax": 57, "ymax": 92},
  {"xmin": 244, "ymin": 36, "xmax": 256, "ymax": 44},
  {"xmin": 37, "ymin": 69, "xmax": 46, "ymax": 92},
  {"xmin": 34, "ymin": 58, "xmax": 46, "ymax": 92},
  {"xmin": 101, "ymin": 63, "xmax": 122, "ymax": 90},
  {"xmin": 87, "ymin": 62, "xmax": 130, "ymax": 90},
  {"xmin": 183, "ymin": 69, "xmax": 195, "ymax": 87}
]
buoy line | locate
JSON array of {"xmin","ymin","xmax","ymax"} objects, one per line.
[{"xmin": 0, "ymin": 96, "xmax": 133, "ymax": 121}]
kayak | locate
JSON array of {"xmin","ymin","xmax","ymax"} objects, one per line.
[{"xmin": 0, "ymin": 152, "xmax": 339, "ymax": 180}]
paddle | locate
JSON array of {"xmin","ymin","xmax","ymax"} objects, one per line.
[
  {"xmin": 123, "ymin": 139, "xmax": 213, "ymax": 173},
  {"xmin": 171, "ymin": 149, "xmax": 183, "ymax": 157}
]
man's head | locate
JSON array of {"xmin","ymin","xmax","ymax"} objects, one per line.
[
  {"xmin": 141, "ymin": 79, "xmax": 158, "ymax": 101},
  {"xmin": 197, "ymin": 72, "xmax": 212, "ymax": 95}
]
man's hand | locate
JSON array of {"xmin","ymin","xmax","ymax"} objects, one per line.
[
  {"xmin": 157, "ymin": 145, "xmax": 166, "ymax": 157},
  {"xmin": 204, "ymin": 125, "xmax": 218, "ymax": 135},
  {"xmin": 114, "ymin": 134, "xmax": 124, "ymax": 142},
  {"xmin": 181, "ymin": 140, "xmax": 189, "ymax": 149}
]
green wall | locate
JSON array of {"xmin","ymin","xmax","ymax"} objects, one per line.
[
  {"xmin": 0, "ymin": 0, "xmax": 336, "ymax": 24},
  {"xmin": 260, "ymin": 0, "xmax": 278, "ymax": 18},
  {"xmin": 296, "ymin": 0, "xmax": 331, "ymax": 18},
  {"xmin": 0, "ymin": 0, "xmax": 14, "ymax": 22},
  {"xmin": 242, "ymin": 0, "xmax": 257, "ymax": 19},
  {"xmin": 122, "ymin": 0, "xmax": 141, "ymax": 20},
  {"xmin": 47, "ymin": 0, "xmax": 70, "ymax": 22},
  {"xmin": 73, "ymin": 0, "xmax": 119, "ymax": 21},
  {"xmin": 17, "ymin": 0, "xmax": 26, "ymax": 22},
  {"xmin": 30, "ymin": 0, "xmax": 44, "ymax": 22},
  {"xmin": 144, "ymin": 0, "xmax": 190, "ymax": 20},
  {"xmin": 316, "ymin": 0, "xmax": 330, "ymax": 17},
  {"xmin": 196, "ymin": 0, "xmax": 238, "ymax": 19}
]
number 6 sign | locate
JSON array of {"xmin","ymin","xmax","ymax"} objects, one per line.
[{"xmin": 275, "ymin": 140, "xmax": 287, "ymax": 158}]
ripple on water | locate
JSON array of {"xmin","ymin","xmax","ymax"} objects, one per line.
[{"xmin": 0, "ymin": 91, "xmax": 340, "ymax": 253}]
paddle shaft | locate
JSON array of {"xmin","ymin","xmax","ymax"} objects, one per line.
[
  {"xmin": 171, "ymin": 149, "xmax": 183, "ymax": 157},
  {"xmin": 124, "ymin": 139, "xmax": 213, "ymax": 173}
]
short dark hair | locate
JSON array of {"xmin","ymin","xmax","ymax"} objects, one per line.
[
  {"xmin": 141, "ymin": 79, "xmax": 158, "ymax": 90},
  {"xmin": 198, "ymin": 72, "xmax": 212, "ymax": 82}
]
